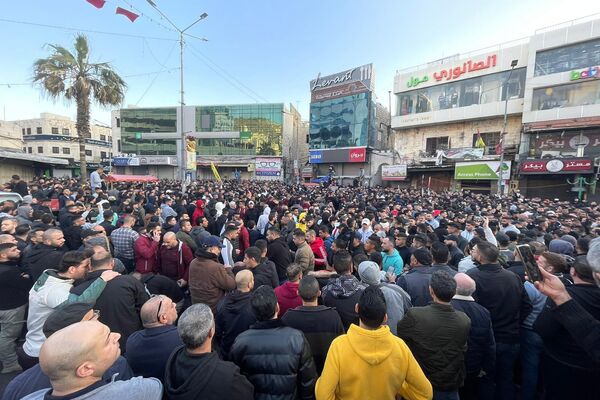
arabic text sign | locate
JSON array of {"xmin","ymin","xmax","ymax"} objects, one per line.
[
  {"xmin": 382, "ymin": 165, "xmax": 407, "ymax": 181},
  {"xmin": 433, "ymin": 54, "xmax": 497, "ymax": 82},
  {"xmin": 519, "ymin": 158, "xmax": 593, "ymax": 174},
  {"xmin": 455, "ymin": 161, "xmax": 511, "ymax": 180}
]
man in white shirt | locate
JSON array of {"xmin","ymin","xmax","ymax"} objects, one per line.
[{"xmin": 90, "ymin": 167, "xmax": 104, "ymax": 191}]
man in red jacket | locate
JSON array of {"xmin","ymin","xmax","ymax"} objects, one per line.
[
  {"xmin": 134, "ymin": 222, "xmax": 161, "ymax": 275},
  {"xmin": 233, "ymin": 216, "xmax": 250, "ymax": 261},
  {"xmin": 306, "ymin": 230, "xmax": 329, "ymax": 271},
  {"xmin": 274, "ymin": 263, "xmax": 303, "ymax": 317},
  {"xmin": 158, "ymin": 232, "xmax": 193, "ymax": 287}
]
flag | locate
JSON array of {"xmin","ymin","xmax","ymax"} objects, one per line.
[
  {"xmin": 475, "ymin": 130, "xmax": 486, "ymax": 149},
  {"xmin": 116, "ymin": 7, "xmax": 139, "ymax": 22},
  {"xmin": 210, "ymin": 162, "xmax": 222, "ymax": 182},
  {"xmin": 86, "ymin": 0, "xmax": 106, "ymax": 8},
  {"xmin": 495, "ymin": 140, "xmax": 503, "ymax": 155}
]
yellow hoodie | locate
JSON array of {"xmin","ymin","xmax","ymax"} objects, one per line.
[{"xmin": 315, "ymin": 324, "xmax": 432, "ymax": 400}]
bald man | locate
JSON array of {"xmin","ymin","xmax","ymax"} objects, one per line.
[
  {"xmin": 125, "ymin": 296, "xmax": 183, "ymax": 381},
  {"xmin": 450, "ymin": 273, "xmax": 496, "ymax": 400},
  {"xmin": 158, "ymin": 231, "xmax": 193, "ymax": 286},
  {"xmin": 21, "ymin": 321, "xmax": 162, "ymax": 400},
  {"xmin": 214, "ymin": 270, "xmax": 256, "ymax": 359}
]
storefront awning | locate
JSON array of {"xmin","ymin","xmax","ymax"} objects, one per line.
[
  {"xmin": 0, "ymin": 150, "xmax": 69, "ymax": 165},
  {"xmin": 105, "ymin": 174, "xmax": 159, "ymax": 183},
  {"xmin": 524, "ymin": 117, "xmax": 600, "ymax": 132}
]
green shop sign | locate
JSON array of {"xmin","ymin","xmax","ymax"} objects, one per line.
[
  {"xmin": 454, "ymin": 161, "xmax": 511, "ymax": 180},
  {"xmin": 407, "ymin": 75, "xmax": 429, "ymax": 88}
]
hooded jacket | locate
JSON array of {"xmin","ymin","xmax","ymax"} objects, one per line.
[
  {"xmin": 158, "ymin": 241, "xmax": 193, "ymax": 281},
  {"xmin": 315, "ymin": 324, "xmax": 432, "ymax": 400},
  {"xmin": 274, "ymin": 280, "xmax": 302, "ymax": 317},
  {"xmin": 134, "ymin": 234, "xmax": 160, "ymax": 275},
  {"xmin": 191, "ymin": 199, "xmax": 205, "ymax": 226},
  {"xmin": 229, "ymin": 319, "xmax": 317, "ymax": 400},
  {"xmin": 164, "ymin": 347, "xmax": 253, "ymax": 400},
  {"xmin": 322, "ymin": 275, "xmax": 368, "ymax": 331},
  {"xmin": 253, "ymin": 258, "xmax": 279, "ymax": 289},
  {"xmin": 381, "ymin": 248, "xmax": 404, "ymax": 275},
  {"xmin": 215, "ymin": 290, "xmax": 257, "ymax": 359},
  {"xmin": 188, "ymin": 249, "xmax": 236, "ymax": 313},
  {"xmin": 309, "ymin": 237, "xmax": 328, "ymax": 268},
  {"xmin": 22, "ymin": 243, "xmax": 65, "ymax": 282}
]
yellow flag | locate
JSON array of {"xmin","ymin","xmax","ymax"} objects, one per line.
[
  {"xmin": 210, "ymin": 162, "xmax": 222, "ymax": 182},
  {"xmin": 475, "ymin": 131, "xmax": 486, "ymax": 148}
]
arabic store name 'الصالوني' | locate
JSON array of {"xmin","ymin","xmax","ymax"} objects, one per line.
[{"xmin": 406, "ymin": 55, "xmax": 499, "ymax": 88}]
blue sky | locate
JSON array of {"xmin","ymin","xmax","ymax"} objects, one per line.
[{"xmin": 1, "ymin": 0, "xmax": 600, "ymax": 125}]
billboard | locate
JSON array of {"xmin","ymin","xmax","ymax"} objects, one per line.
[
  {"xmin": 310, "ymin": 64, "xmax": 374, "ymax": 101},
  {"xmin": 519, "ymin": 158, "xmax": 593, "ymax": 174},
  {"xmin": 455, "ymin": 161, "xmax": 511, "ymax": 180},
  {"xmin": 382, "ymin": 165, "xmax": 408, "ymax": 181},
  {"xmin": 309, "ymin": 147, "xmax": 366, "ymax": 164},
  {"xmin": 255, "ymin": 157, "xmax": 282, "ymax": 177}
]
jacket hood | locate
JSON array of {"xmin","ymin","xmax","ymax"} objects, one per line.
[
  {"xmin": 223, "ymin": 290, "xmax": 252, "ymax": 314},
  {"xmin": 278, "ymin": 281, "xmax": 300, "ymax": 300},
  {"xmin": 195, "ymin": 200, "xmax": 204, "ymax": 208},
  {"xmin": 17, "ymin": 205, "xmax": 32, "ymax": 218},
  {"xmin": 23, "ymin": 243, "xmax": 59, "ymax": 262},
  {"xmin": 311, "ymin": 237, "xmax": 325, "ymax": 248},
  {"xmin": 326, "ymin": 275, "xmax": 367, "ymax": 299},
  {"xmin": 194, "ymin": 248, "xmax": 219, "ymax": 260},
  {"xmin": 346, "ymin": 324, "xmax": 394, "ymax": 365},
  {"xmin": 164, "ymin": 346, "xmax": 218, "ymax": 399}
]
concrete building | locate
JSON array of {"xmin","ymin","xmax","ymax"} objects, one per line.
[
  {"xmin": 16, "ymin": 113, "xmax": 114, "ymax": 178},
  {"xmin": 518, "ymin": 17, "xmax": 600, "ymax": 200},
  {"xmin": 392, "ymin": 42, "xmax": 529, "ymax": 193},
  {"xmin": 110, "ymin": 103, "xmax": 308, "ymax": 181}
]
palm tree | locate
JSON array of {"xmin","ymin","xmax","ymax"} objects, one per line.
[{"xmin": 33, "ymin": 34, "xmax": 126, "ymax": 183}]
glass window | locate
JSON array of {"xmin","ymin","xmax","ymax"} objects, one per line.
[
  {"xmin": 22, "ymin": 128, "xmax": 25, "ymax": 135},
  {"xmin": 101, "ymin": 151, "xmax": 107, "ymax": 159},
  {"xmin": 396, "ymin": 68, "xmax": 526, "ymax": 116},
  {"xmin": 532, "ymin": 80, "xmax": 600, "ymax": 111},
  {"xmin": 51, "ymin": 127, "xmax": 59, "ymax": 134},
  {"xmin": 309, "ymin": 93, "xmax": 371, "ymax": 149},
  {"xmin": 52, "ymin": 147, "xmax": 59, "ymax": 154},
  {"xmin": 27, "ymin": 147, "xmax": 32, "ymax": 153},
  {"xmin": 100, "ymin": 134, "xmax": 106, "ymax": 141},
  {"xmin": 62, "ymin": 148, "xmax": 70, "ymax": 154},
  {"xmin": 116, "ymin": 117, "xmax": 120, "ymax": 128},
  {"xmin": 27, "ymin": 128, "xmax": 31, "ymax": 135},
  {"xmin": 534, "ymin": 38, "xmax": 600, "ymax": 76},
  {"xmin": 85, "ymin": 150, "xmax": 92, "ymax": 156},
  {"xmin": 108, "ymin": 136, "xmax": 112, "ymax": 142},
  {"xmin": 62, "ymin": 128, "xmax": 69, "ymax": 135},
  {"xmin": 36, "ymin": 127, "xmax": 42, "ymax": 134},
  {"xmin": 37, "ymin": 146, "xmax": 43, "ymax": 153},
  {"xmin": 425, "ymin": 137, "xmax": 449, "ymax": 156},
  {"xmin": 121, "ymin": 108, "xmax": 178, "ymax": 155}
]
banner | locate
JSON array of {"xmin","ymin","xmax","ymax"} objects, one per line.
[
  {"xmin": 455, "ymin": 161, "xmax": 511, "ymax": 180},
  {"xmin": 309, "ymin": 147, "xmax": 366, "ymax": 164},
  {"xmin": 210, "ymin": 162, "xmax": 222, "ymax": 182},
  {"xmin": 185, "ymin": 137, "xmax": 197, "ymax": 170},
  {"xmin": 519, "ymin": 158, "xmax": 594, "ymax": 174},
  {"xmin": 442, "ymin": 148, "xmax": 484, "ymax": 159},
  {"xmin": 112, "ymin": 157, "xmax": 140, "ymax": 166},
  {"xmin": 255, "ymin": 157, "xmax": 282, "ymax": 177},
  {"xmin": 382, "ymin": 165, "xmax": 407, "ymax": 181}
]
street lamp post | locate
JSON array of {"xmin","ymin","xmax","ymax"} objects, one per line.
[
  {"xmin": 498, "ymin": 59, "xmax": 518, "ymax": 196},
  {"xmin": 146, "ymin": 1, "xmax": 207, "ymax": 190}
]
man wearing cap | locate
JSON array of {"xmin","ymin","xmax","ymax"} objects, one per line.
[
  {"xmin": 448, "ymin": 222, "xmax": 468, "ymax": 252},
  {"xmin": 189, "ymin": 235, "xmax": 236, "ymax": 313},
  {"xmin": 397, "ymin": 248, "xmax": 434, "ymax": 307},
  {"xmin": 359, "ymin": 218, "xmax": 373, "ymax": 244},
  {"xmin": 244, "ymin": 200, "xmax": 260, "ymax": 225}
]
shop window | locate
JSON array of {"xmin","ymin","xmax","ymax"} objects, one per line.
[
  {"xmin": 532, "ymin": 80, "xmax": 600, "ymax": 111},
  {"xmin": 425, "ymin": 136, "xmax": 449, "ymax": 156},
  {"xmin": 51, "ymin": 127, "xmax": 59, "ymax": 134}
]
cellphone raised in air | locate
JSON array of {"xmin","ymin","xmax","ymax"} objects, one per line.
[{"xmin": 516, "ymin": 244, "xmax": 543, "ymax": 282}]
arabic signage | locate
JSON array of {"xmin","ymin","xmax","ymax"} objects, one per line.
[
  {"xmin": 433, "ymin": 54, "xmax": 497, "ymax": 82},
  {"xmin": 112, "ymin": 157, "xmax": 140, "ymax": 167},
  {"xmin": 533, "ymin": 131, "xmax": 600, "ymax": 153},
  {"xmin": 139, "ymin": 156, "xmax": 178, "ymax": 166},
  {"xmin": 570, "ymin": 66, "xmax": 599, "ymax": 81},
  {"xmin": 406, "ymin": 75, "xmax": 429, "ymax": 88},
  {"xmin": 255, "ymin": 157, "xmax": 282, "ymax": 177},
  {"xmin": 310, "ymin": 64, "xmax": 373, "ymax": 100},
  {"xmin": 519, "ymin": 158, "xmax": 593, "ymax": 174},
  {"xmin": 382, "ymin": 165, "xmax": 407, "ymax": 181},
  {"xmin": 309, "ymin": 147, "xmax": 367, "ymax": 164},
  {"xmin": 455, "ymin": 161, "xmax": 511, "ymax": 180}
]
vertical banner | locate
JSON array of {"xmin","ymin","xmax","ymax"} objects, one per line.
[
  {"xmin": 185, "ymin": 137, "xmax": 197, "ymax": 170},
  {"xmin": 210, "ymin": 162, "xmax": 222, "ymax": 182}
]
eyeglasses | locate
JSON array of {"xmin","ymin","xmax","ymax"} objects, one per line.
[{"xmin": 152, "ymin": 295, "xmax": 166, "ymax": 322}]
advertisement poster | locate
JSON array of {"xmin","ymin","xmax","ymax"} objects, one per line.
[
  {"xmin": 185, "ymin": 137, "xmax": 197, "ymax": 170},
  {"xmin": 255, "ymin": 157, "xmax": 282, "ymax": 177},
  {"xmin": 455, "ymin": 161, "xmax": 511, "ymax": 180},
  {"xmin": 382, "ymin": 165, "xmax": 408, "ymax": 181}
]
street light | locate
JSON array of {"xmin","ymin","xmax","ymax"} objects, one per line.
[
  {"xmin": 146, "ymin": 1, "xmax": 208, "ymax": 191},
  {"xmin": 497, "ymin": 59, "xmax": 518, "ymax": 196}
]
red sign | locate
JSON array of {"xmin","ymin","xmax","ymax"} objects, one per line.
[
  {"xmin": 519, "ymin": 158, "xmax": 594, "ymax": 174},
  {"xmin": 433, "ymin": 54, "xmax": 497, "ymax": 82},
  {"xmin": 348, "ymin": 148, "xmax": 366, "ymax": 163}
]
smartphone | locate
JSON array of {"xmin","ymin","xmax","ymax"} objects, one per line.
[
  {"xmin": 516, "ymin": 245, "xmax": 543, "ymax": 282},
  {"xmin": 387, "ymin": 267, "xmax": 395, "ymax": 275}
]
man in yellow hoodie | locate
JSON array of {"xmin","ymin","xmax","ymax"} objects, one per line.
[{"xmin": 316, "ymin": 286, "xmax": 433, "ymax": 400}]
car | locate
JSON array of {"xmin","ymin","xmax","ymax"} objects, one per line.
[{"xmin": 0, "ymin": 191, "xmax": 23, "ymax": 204}]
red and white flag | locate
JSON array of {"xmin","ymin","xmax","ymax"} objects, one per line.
[
  {"xmin": 86, "ymin": 0, "xmax": 106, "ymax": 8},
  {"xmin": 116, "ymin": 7, "xmax": 139, "ymax": 22}
]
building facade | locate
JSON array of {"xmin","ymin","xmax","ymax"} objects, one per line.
[
  {"xmin": 111, "ymin": 103, "xmax": 307, "ymax": 181},
  {"xmin": 518, "ymin": 18, "xmax": 600, "ymax": 200},
  {"xmin": 16, "ymin": 113, "xmax": 114, "ymax": 178},
  {"xmin": 308, "ymin": 64, "xmax": 391, "ymax": 185},
  {"xmin": 393, "ymin": 43, "xmax": 529, "ymax": 193}
]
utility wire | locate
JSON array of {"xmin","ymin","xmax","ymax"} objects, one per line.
[
  {"xmin": 135, "ymin": 41, "xmax": 178, "ymax": 105},
  {"xmin": 0, "ymin": 17, "xmax": 177, "ymax": 41}
]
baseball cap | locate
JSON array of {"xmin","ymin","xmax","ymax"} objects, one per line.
[
  {"xmin": 444, "ymin": 234, "xmax": 460, "ymax": 242},
  {"xmin": 358, "ymin": 261, "xmax": 381, "ymax": 285},
  {"xmin": 202, "ymin": 235, "xmax": 225, "ymax": 248},
  {"xmin": 361, "ymin": 218, "xmax": 371, "ymax": 226}
]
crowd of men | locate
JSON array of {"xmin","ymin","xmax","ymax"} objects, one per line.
[{"xmin": 0, "ymin": 172, "xmax": 598, "ymax": 400}]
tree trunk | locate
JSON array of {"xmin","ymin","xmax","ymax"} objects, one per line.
[{"xmin": 76, "ymin": 92, "xmax": 91, "ymax": 184}]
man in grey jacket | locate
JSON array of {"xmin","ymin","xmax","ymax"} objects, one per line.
[{"xmin": 22, "ymin": 320, "xmax": 162, "ymax": 400}]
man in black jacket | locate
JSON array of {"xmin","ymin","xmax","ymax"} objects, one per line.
[
  {"xmin": 397, "ymin": 248, "xmax": 434, "ymax": 307},
  {"xmin": 243, "ymin": 246, "xmax": 278, "ymax": 288},
  {"xmin": 398, "ymin": 271, "xmax": 470, "ymax": 399},
  {"xmin": 451, "ymin": 273, "xmax": 495, "ymax": 400},
  {"xmin": 266, "ymin": 227, "xmax": 292, "ymax": 283},
  {"xmin": 467, "ymin": 241, "xmax": 532, "ymax": 400},
  {"xmin": 0, "ymin": 243, "xmax": 31, "ymax": 373},
  {"xmin": 71, "ymin": 250, "xmax": 149, "ymax": 350},
  {"xmin": 230, "ymin": 285, "xmax": 317, "ymax": 400},
  {"xmin": 444, "ymin": 235, "xmax": 465, "ymax": 270},
  {"xmin": 164, "ymin": 304, "xmax": 253, "ymax": 400},
  {"xmin": 215, "ymin": 270, "xmax": 256, "ymax": 359},
  {"xmin": 282, "ymin": 275, "xmax": 344, "ymax": 374},
  {"xmin": 21, "ymin": 228, "xmax": 66, "ymax": 281}
]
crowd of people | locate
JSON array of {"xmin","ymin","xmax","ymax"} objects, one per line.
[{"xmin": 0, "ymin": 173, "xmax": 599, "ymax": 400}]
